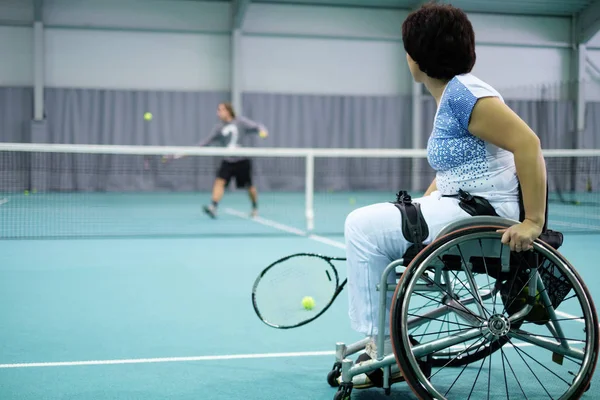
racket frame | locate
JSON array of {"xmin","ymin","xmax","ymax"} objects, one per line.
[{"xmin": 251, "ymin": 252, "xmax": 347, "ymax": 329}]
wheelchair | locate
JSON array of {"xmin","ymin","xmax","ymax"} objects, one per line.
[{"xmin": 327, "ymin": 190, "xmax": 599, "ymax": 400}]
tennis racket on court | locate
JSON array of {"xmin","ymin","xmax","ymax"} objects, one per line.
[{"xmin": 252, "ymin": 253, "xmax": 347, "ymax": 329}]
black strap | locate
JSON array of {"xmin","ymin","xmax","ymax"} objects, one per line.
[
  {"xmin": 393, "ymin": 191, "xmax": 429, "ymax": 245},
  {"xmin": 391, "ymin": 191, "xmax": 430, "ymax": 264},
  {"xmin": 443, "ymin": 189, "xmax": 499, "ymax": 217}
]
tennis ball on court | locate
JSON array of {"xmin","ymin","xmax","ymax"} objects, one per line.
[
  {"xmin": 302, "ymin": 296, "xmax": 315, "ymax": 310},
  {"xmin": 144, "ymin": 112, "xmax": 153, "ymax": 121}
]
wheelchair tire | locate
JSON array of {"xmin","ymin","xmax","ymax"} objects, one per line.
[
  {"xmin": 327, "ymin": 364, "xmax": 341, "ymax": 387},
  {"xmin": 390, "ymin": 225, "xmax": 599, "ymax": 400}
]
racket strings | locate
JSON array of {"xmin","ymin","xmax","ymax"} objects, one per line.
[{"xmin": 253, "ymin": 255, "xmax": 341, "ymax": 328}]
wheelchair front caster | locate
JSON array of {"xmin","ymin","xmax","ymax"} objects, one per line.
[
  {"xmin": 333, "ymin": 382, "xmax": 352, "ymax": 400},
  {"xmin": 327, "ymin": 362, "xmax": 341, "ymax": 387}
]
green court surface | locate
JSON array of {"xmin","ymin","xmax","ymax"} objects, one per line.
[{"xmin": 1, "ymin": 191, "xmax": 599, "ymax": 399}]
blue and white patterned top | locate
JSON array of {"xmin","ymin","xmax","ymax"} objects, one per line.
[{"xmin": 427, "ymin": 73, "xmax": 519, "ymax": 202}]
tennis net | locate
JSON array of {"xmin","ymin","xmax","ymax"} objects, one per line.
[{"xmin": 1, "ymin": 143, "xmax": 599, "ymax": 239}]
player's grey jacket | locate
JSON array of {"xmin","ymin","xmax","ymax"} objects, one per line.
[{"xmin": 197, "ymin": 116, "xmax": 267, "ymax": 162}]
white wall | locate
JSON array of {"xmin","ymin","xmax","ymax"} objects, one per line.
[
  {"xmin": 241, "ymin": 37, "xmax": 407, "ymax": 96},
  {"xmin": 44, "ymin": 0, "xmax": 230, "ymax": 32},
  {"xmin": 0, "ymin": 26, "xmax": 33, "ymax": 86},
  {"xmin": 0, "ymin": 0, "xmax": 232, "ymax": 91},
  {"xmin": 242, "ymin": 4, "xmax": 572, "ymax": 98},
  {"xmin": 242, "ymin": 4, "xmax": 410, "ymax": 95},
  {"xmin": 45, "ymin": 29, "xmax": 231, "ymax": 91},
  {"xmin": 582, "ymin": 31, "xmax": 600, "ymax": 101},
  {"xmin": 0, "ymin": 0, "xmax": 577, "ymax": 98},
  {"xmin": 470, "ymin": 14, "xmax": 572, "ymax": 100},
  {"xmin": 41, "ymin": 0, "xmax": 232, "ymax": 91}
]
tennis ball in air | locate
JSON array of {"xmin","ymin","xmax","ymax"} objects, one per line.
[
  {"xmin": 302, "ymin": 296, "xmax": 315, "ymax": 310},
  {"xmin": 349, "ymin": 197, "xmax": 356, "ymax": 205},
  {"xmin": 144, "ymin": 112, "xmax": 153, "ymax": 121},
  {"xmin": 24, "ymin": 190, "xmax": 29, "ymax": 196}
]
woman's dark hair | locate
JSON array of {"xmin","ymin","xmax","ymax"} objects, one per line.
[
  {"xmin": 220, "ymin": 102, "xmax": 236, "ymax": 118},
  {"xmin": 402, "ymin": 2, "xmax": 476, "ymax": 81}
]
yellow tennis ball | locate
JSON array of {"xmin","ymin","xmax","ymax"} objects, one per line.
[
  {"xmin": 349, "ymin": 197, "xmax": 356, "ymax": 205},
  {"xmin": 302, "ymin": 296, "xmax": 315, "ymax": 310},
  {"xmin": 144, "ymin": 112, "xmax": 152, "ymax": 121},
  {"xmin": 24, "ymin": 190, "xmax": 29, "ymax": 196}
]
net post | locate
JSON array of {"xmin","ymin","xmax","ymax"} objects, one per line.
[{"xmin": 305, "ymin": 151, "xmax": 315, "ymax": 232}]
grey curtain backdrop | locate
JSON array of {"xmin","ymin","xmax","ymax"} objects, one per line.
[
  {"xmin": 0, "ymin": 87, "xmax": 32, "ymax": 143},
  {"xmin": 0, "ymin": 87, "xmax": 33, "ymax": 192},
  {"xmin": 242, "ymin": 93, "xmax": 413, "ymax": 192},
  {"xmin": 29, "ymin": 88, "xmax": 230, "ymax": 192},
  {"xmin": 0, "ymin": 85, "xmax": 597, "ymax": 194},
  {"xmin": 42, "ymin": 88, "xmax": 230, "ymax": 145}
]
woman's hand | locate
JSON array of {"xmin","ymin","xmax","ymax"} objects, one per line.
[{"xmin": 496, "ymin": 219, "xmax": 543, "ymax": 252}]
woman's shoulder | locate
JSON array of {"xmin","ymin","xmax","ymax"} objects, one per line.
[{"xmin": 447, "ymin": 73, "xmax": 504, "ymax": 102}]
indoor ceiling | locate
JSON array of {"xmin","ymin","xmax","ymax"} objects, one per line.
[{"xmin": 242, "ymin": 0, "xmax": 596, "ymax": 17}]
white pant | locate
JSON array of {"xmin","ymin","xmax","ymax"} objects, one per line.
[{"xmin": 344, "ymin": 190, "xmax": 520, "ymax": 337}]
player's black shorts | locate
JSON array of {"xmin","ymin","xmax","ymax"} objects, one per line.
[{"xmin": 217, "ymin": 158, "xmax": 253, "ymax": 188}]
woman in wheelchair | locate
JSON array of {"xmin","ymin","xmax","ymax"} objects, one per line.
[{"xmin": 343, "ymin": 2, "xmax": 548, "ymax": 388}]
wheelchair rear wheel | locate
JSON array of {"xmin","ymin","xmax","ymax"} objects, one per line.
[{"xmin": 390, "ymin": 225, "xmax": 598, "ymax": 399}]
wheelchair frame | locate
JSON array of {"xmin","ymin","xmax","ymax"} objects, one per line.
[{"xmin": 329, "ymin": 215, "xmax": 598, "ymax": 399}]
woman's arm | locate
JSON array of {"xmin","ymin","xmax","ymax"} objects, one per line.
[
  {"xmin": 424, "ymin": 178, "xmax": 437, "ymax": 196},
  {"xmin": 237, "ymin": 116, "xmax": 268, "ymax": 138},
  {"xmin": 467, "ymin": 96, "xmax": 547, "ymax": 250}
]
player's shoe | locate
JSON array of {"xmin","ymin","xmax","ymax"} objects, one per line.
[
  {"xmin": 203, "ymin": 204, "xmax": 217, "ymax": 219},
  {"xmin": 250, "ymin": 208, "xmax": 258, "ymax": 218}
]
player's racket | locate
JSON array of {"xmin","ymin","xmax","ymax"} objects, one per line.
[
  {"xmin": 143, "ymin": 153, "xmax": 183, "ymax": 170},
  {"xmin": 252, "ymin": 253, "xmax": 347, "ymax": 329}
]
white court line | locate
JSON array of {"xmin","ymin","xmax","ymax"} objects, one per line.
[
  {"xmin": 0, "ymin": 210, "xmax": 344, "ymax": 371},
  {"xmin": 223, "ymin": 208, "xmax": 346, "ymax": 250},
  {"xmin": 0, "ymin": 351, "xmax": 336, "ymax": 369},
  {"xmin": 552, "ymin": 211, "xmax": 600, "ymax": 222},
  {"xmin": 550, "ymin": 220, "xmax": 600, "ymax": 231},
  {"xmin": 2, "ymin": 210, "xmax": 588, "ymax": 370},
  {"xmin": 556, "ymin": 310, "xmax": 586, "ymax": 324}
]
